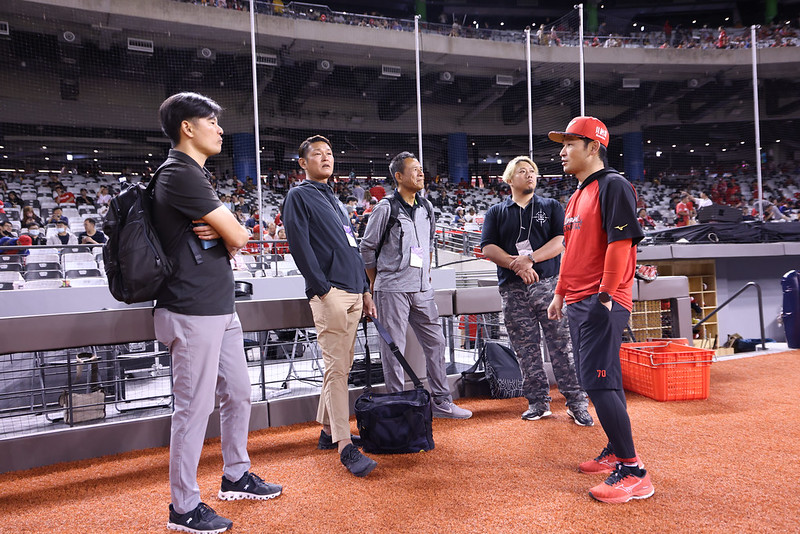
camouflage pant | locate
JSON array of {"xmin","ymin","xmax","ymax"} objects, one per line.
[{"xmin": 499, "ymin": 277, "xmax": 588, "ymax": 409}]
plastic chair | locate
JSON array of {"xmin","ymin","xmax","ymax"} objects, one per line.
[
  {"xmin": 24, "ymin": 279, "xmax": 63, "ymax": 289},
  {"xmin": 26, "ymin": 261, "xmax": 62, "ymax": 273},
  {"xmin": 24, "ymin": 270, "xmax": 62, "ymax": 281},
  {"xmin": 65, "ymin": 268, "xmax": 103, "ymax": 279}
]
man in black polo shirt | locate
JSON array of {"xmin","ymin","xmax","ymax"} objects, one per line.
[
  {"xmin": 481, "ymin": 156, "xmax": 591, "ymax": 426},
  {"xmin": 153, "ymin": 92, "xmax": 282, "ymax": 534}
]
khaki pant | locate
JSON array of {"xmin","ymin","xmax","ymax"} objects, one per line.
[{"xmin": 309, "ymin": 287, "xmax": 363, "ymax": 443}]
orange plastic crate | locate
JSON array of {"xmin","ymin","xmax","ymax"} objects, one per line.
[{"xmin": 619, "ymin": 342, "xmax": 714, "ymax": 401}]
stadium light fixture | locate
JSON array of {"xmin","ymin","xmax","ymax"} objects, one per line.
[{"xmin": 656, "ymin": 151, "xmax": 662, "ymax": 157}]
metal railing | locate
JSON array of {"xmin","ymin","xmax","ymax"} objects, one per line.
[{"xmin": 693, "ymin": 281, "xmax": 767, "ymax": 350}]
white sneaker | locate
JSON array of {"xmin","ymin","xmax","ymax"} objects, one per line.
[{"xmin": 432, "ymin": 400, "xmax": 473, "ymax": 419}]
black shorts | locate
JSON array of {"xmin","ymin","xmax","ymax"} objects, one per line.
[{"xmin": 565, "ymin": 294, "xmax": 630, "ymax": 391}]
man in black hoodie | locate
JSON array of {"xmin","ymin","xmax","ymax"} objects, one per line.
[{"xmin": 283, "ymin": 135, "xmax": 378, "ymax": 478}]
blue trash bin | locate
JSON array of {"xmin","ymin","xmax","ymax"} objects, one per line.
[{"xmin": 782, "ymin": 270, "xmax": 800, "ymax": 349}]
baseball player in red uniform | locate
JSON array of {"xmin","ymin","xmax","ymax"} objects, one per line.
[{"xmin": 546, "ymin": 116, "xmax": 654, "ymax": 504}]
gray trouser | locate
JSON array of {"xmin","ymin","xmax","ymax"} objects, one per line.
[
  {"xmin": 499, "ymin": 277, "xmax": 588, "ymax": 410},
  {"xmin": 154, "ymin": 309, "xmax": 251, "ymax": 514},
  {"xmin": 373, "ymin": 288, "xmax": 452, "ymax": 403}
]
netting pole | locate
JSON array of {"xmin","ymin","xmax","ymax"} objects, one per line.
[
  {"xmin": 414, "ymin": 15, "xmax": 424, "ymax": 169},
  {"xmin": 751, "ymin": 25, "xmax": 764, "ymax": 222},
  {"xmin": 577, "ymin": 3, "xmax": 585, "ymax": 116},
  {"xmin": 525, "ymin": 28, "xmax": 533, "ymax": 159},
  {"xmin": 249, "ymin": 0, "xmax": 264, "ymax": 259}
]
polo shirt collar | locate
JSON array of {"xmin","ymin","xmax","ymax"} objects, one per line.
[
  {"xmin": 502, "ymin": 195, "xmax": 534, "ymax": 210},
  {"xmin": 393, "ymin": 189, "xmax": 420, "ymax": 209},
  {"xmin": 167, "ymin": 149, "xmax": 212, "ymax": 180}
]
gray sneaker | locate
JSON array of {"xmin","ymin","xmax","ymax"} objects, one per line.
[
  {"xmin": 432, "ymin": 400, "xmax": 473, "ymax": 419},
  {"xmin": 567, "ymin": 407, "xmax": 594, "ymax": 427},
  {"xmin": 521, "ymin": 402, "xmax": 552, "ymax": 421}
]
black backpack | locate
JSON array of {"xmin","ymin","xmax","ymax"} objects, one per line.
[
  {"xmin": 375, "ymin": 194, "xmax": 435, "ymax": 260},
  {"xmin": 103, "ymin": 164, "xmax": 174, "ymax": 304}
]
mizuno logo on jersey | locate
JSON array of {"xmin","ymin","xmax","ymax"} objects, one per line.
[{"xmin": 614, "ymin": 224, "xmax": 628, "ymax": 231}]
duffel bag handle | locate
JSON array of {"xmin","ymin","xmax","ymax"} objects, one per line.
[{"xmin": 362, "ymin": 317, "xmax": 425, "ymax": 389}]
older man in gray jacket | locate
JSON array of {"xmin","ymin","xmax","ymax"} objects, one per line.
[{"xmin": 360, "ymin": 152, "xmax": 472, "ymax": 419}]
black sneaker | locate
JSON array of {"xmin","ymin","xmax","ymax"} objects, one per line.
[
  {"xmin": 340, "ymin": 443, "xmax": 377, "ymax": 477},
  {"xmin": 521, "ymin": 402, "xmax": 552, "ymax": 421},
  {"xmin": 218, "ymin": 471, "xmax": 282, "ymax": 501},
  {"xmin": 167, "ymin": 502, "xmax": 232, "ymax": 534},
  {"xmin": 318, "ymin": 429, "xmax": 363, "ymax": 450},
  {"xmin": 567, "ymin": 407, "xmax": 595, "ymax": 427}
]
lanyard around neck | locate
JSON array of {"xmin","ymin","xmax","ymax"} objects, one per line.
[{"xmin": 516, "ymin": 197, "xmax": 536, "ymax": 244}]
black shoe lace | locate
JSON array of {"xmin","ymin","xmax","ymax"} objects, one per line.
[
  {"xmin": 247, "ymin": 472, "xmax": 265, "ymax": 486},
  {"xmin": 595, "ymin": 446, "xmax": 613, "ymax": 462},
  {"xmin": 342, "ymin": 445, "xmax": 361, "ymax": 464},
  {"xmin": 196, "ymin": 502, "xmax": 217, "ymax": 520},
  {"xmin": 604, "ymin": 464, "xmax": 631, "ymax": 485}
]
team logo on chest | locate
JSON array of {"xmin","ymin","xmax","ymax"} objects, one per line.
[{"xmin": 533, "ymin": 209, "xmax": 548, "ymax": 225}]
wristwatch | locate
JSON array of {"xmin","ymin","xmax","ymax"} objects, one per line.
[
  {"xmin": 598, "ymin": 291, "xmax": 612, "ymax": 304},
  {"xmin": 527, "ymin": 253, "xmax": 536, "ymax": 265}
]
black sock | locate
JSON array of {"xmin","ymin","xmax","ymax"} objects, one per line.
[{"xmin": 622, "ymin": 464, "xmax": 644, "ymax": 477}]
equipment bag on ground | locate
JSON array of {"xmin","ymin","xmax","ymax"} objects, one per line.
[
  {"xmin": 58, "ymin": 352, "xmax": 106, "ymax": 425},
  {"xmin": 483, "ymin": 342, "xmax": 523, "ymax": 398},
  {"xmin": 354, "ymin": 318, "xmax": 434, "ymax": 454}
]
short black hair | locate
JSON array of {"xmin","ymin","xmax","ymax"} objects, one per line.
[
  {"xmin": 389, "ymin": 151, "xmax": 417, "ymax": 182},
  {"xmin": 84, "ymin": 217, "xmax": 96, "ymax": 225},
  {"xmin": 298, "ymin": 135, "xmax": 332, "ymax": 159},
  {"xmin": 346, "ymin": 196, "xmax": 357, "ymax": 203},
  {"xmin": 159, "ymin": 92, "xmax": 223, "ymax": 147}
]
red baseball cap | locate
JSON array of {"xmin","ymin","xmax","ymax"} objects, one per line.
[
  {"xmin": 17, "ymin": 235, "xmax": 32, "ymax": 246},
  {"xmin": 548, "ymin": 116, "xmax": 610, "ymax": 147}
]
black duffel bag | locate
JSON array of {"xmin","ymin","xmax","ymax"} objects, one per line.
[
  {"xmin": 354, "ymin": 318, "xmax": 434, "ymax": 454},
  {"xmin": 460, "ymin": 340, "xmax": 522, "ymax": 399},
  {"xmin": 483, "ymin": 342, "xmax": 523, "ymax": 399}
]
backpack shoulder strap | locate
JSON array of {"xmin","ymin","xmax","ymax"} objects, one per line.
[
  {"xmin": 375, "ymin": 195, "xmax": 401, "ymax": 261},
  {"xmin": 421, "ymin": 196, "xmax": 435, "ymax": 243},
  {"xmin": 145, "ymin": 158, "xmax": 179, "ymax": 194}
]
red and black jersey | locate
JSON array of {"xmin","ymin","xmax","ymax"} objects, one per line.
[{"xmin": 558, "ymin": 168, "xmax": 644, "ymax": 311}]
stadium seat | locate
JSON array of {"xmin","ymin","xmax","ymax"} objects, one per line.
[
  {"xmin": 0, "ymin": 263, "xmax": 23, "ymax": 272},
  {"xmin": 62, "ymin": 252, "xmax": 95, "ymax": 265},
  {"xmin": 64, "ymin": 261, "xmax": 98, "ymax": 271},
  {"xmin": 26, "ymin": 261, "xmax": 62, "ymax": 273},
  {"xmin": 0, "ymin": 255, "xmax": 23, "ymax": 265},
  {"xmin": 24, "ymin": 279, "xmax": 64, "ymax": 290},
  {"xmin": 24, "ymin": 270, "xmax": 62, "ymax": 281},
  {"xmin": 0, "ymin": 272, "xmax": 24, "ymax": 283},
  {"xmin": 68, "ymin": 277, "xmax": 107, "ymax": 287},
  {"xmin": 65, "ymin": 268, "xmax": 103, "ymax": 279}
]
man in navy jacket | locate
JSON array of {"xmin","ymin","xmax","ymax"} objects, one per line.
[{"xmin": 283, "ymin": 135, "xmax": 379, "ymax": 478}]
